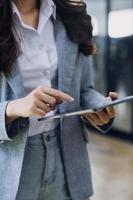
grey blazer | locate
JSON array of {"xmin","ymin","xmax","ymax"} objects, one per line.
[{"xmin": 0, "ymin": 20, "xmax": 111, "ymax": 200}]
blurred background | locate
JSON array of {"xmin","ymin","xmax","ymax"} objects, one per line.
[{"xmin": 84, "ymin": 0, "xmax": 133, "ymax": 199}]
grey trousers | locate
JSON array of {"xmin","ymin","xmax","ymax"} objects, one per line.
[{"xmin": 16, "ymin": 127, "xmax": 71, "ymax": 200}]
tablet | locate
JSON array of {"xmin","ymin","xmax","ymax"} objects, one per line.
[{"xmin": 38, "ymin": 95, "xmax": 133, "ymax": 121}]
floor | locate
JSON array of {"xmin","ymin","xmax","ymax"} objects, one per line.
[{"xmin": 88, "ymin": 131, "xmax": 133, "ymax": 200}]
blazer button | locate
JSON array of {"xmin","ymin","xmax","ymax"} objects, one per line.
[{"xmin": 45, "ymin": 135, "xmax": 51, "ymax": 142}]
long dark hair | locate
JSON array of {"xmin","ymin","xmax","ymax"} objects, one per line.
[{"xmin": 0, "ymin": 0, "xmax": 95, "ymax": 73}]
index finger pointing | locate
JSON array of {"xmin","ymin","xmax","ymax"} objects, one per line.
[{"xmin": 42, "ymin": 87, "xmax": 74, "ymax": 102}]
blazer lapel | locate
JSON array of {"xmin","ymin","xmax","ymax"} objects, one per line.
[
  {"xmin": 54, "ymin": 20, "xmax": 78, "ymax": 112},
  {"xmin": 5, "ymin": 62, "xmax": 25, "ymax": 98},
  {"xmin": 54, "ymin": 20, "xmax": 78, "ymax": 94}
]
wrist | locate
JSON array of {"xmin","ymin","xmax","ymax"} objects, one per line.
[{"xmin": 6, "ymin": 99, "xmax": 22, "ymax": 120}]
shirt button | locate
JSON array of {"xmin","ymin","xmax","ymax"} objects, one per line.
[
  {"xmin": 42, "ymin": 70, "xmax": 50, "ymax": 77},
  {"xmin": 39, "ymin": 44, "xmax": 44, "ymax": 50},
  {"xmin": 41, "ymin": 71, "xmax": 45, "ymax": 76}
]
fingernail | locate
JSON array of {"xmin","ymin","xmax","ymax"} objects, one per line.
[
  {"xmin": 107, "ymin": 97, "xmax": 111, "ymax": 100},
  {"xmin": 69, "ymin": 97, "xmax": 74, "ymax": 102}
]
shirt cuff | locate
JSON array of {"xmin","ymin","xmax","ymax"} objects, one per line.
[{"xmin": 0, "ymin": 101, "xmax": 12, "ymax": 142}]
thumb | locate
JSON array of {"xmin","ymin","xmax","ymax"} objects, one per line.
[{"xmin": 109, "ymin": 92, "xmax": 118, "ymax": 100}]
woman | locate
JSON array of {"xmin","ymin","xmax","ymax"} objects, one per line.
[{"xmin": 0, "ymin": 0, "xmax": 117, "ymax": 200}]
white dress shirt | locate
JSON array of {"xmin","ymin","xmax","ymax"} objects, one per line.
[{"xmin": 12, "ymin": 0, "xmax": 59, "ymax": 136}]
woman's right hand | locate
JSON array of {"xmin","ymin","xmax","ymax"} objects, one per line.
[{"xmin": 6, "ymin": 85, "xmax": 74, "ymax": 124}]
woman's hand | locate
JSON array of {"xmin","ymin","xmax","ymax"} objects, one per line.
[
  {"xmin": 82, "ymin": 92, "xmax": 118, "ymax": 127},
  {"xmin": 6, "ymin": 85, "xmax": 74, "ymax": 123}
]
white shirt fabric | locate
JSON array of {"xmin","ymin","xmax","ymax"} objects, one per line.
[{"xmin": 12, "ymin": 0, "xmax": 59, "ymax": 137}]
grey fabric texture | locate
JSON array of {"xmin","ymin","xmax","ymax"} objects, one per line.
[
  {"xmin": 16, "ymin": 128, "xmax": 72, "ymax": 200},
  {"xmin": 0, "ymin": 20, "xmax": 112, "ymax": 200}
]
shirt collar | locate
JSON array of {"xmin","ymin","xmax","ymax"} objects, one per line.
[
  {"xmin": 12, "ymin": 0, "xmax": 56, "ymax": 20},
  {"xmin": 40, "ymin": 0, "xmax": 56, "ymax": 20}
]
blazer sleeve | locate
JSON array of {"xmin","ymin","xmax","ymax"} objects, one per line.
[
  {"xmin": 0, "ymin": 101, "xmax": 20, "ymax": 143},
  {"xmin": 79, "ymin": 54, "xmax": 114, "ymax": 135}
]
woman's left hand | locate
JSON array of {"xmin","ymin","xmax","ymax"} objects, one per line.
[{"xmin": 82, "ymin": 92, "xmax": 118, "ymax": 126}]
